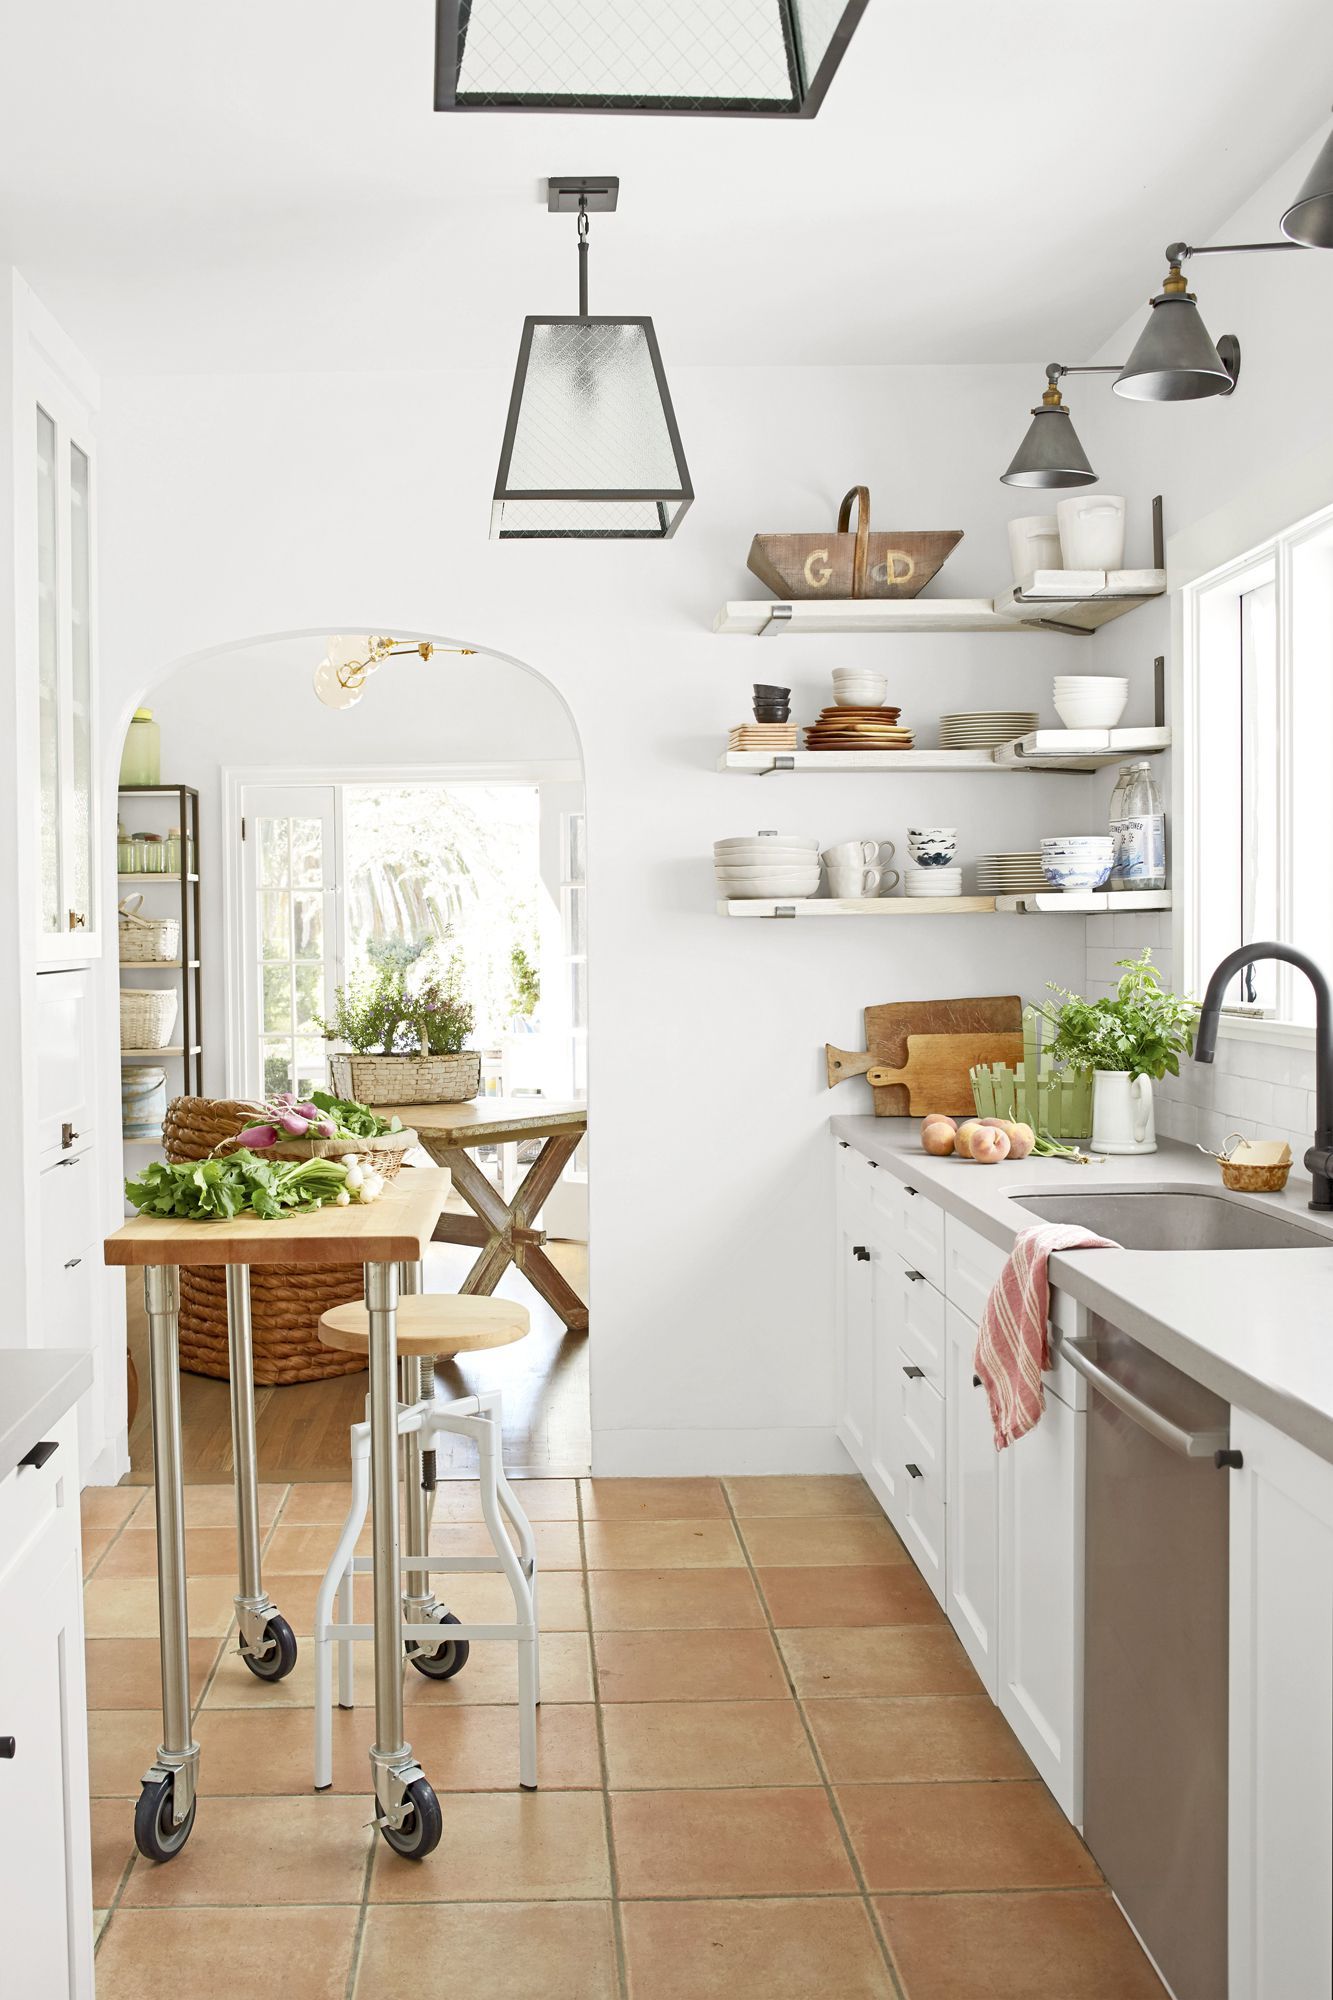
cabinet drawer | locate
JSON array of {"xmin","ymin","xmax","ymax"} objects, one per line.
[
  {"xmin": 35, "ymin": 968, "xmax": 96, "ymax": 1164},
  {"xmin": 897, "ymin": 1181, "xmax": 945, "ymax": 1290},
  {"xmin": 899, "ymin": 1369, "xmax": 946, "ymax": 1604},
  {"xmin": 899, "ymin": 1260, "xmax": 946, "ymax": 1385},
  {"xmin": 40, "ymin": 1150, "xmax": 98, "ymax": 1273},
  {"xmin": 0, "ymin": 1411, "xmax": 78, "ymax": 1588},
  {"xmin": 944, "ymin": 1215, "xmax": 1010, "ymax": 1325}
]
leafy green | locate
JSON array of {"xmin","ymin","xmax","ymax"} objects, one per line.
[
  {"xmin": 1039, "ymin": 948, "xmax": 1199, "ymax": 1082},
  {"xmin": 309, "ymin": 1089, "xmax": 402, "ymax": 1138},
  {"xmin": 316, "ymin": 935, "xmax": 473, "ymax": 1057},
  {"xmin": 125, "ymin": 1150, "xmax": 360, "ymax": 1222}
]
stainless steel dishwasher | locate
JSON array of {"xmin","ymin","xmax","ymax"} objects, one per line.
[{"xmin": 1062, "ymin": 1314, "xmax": 1234, "ymax": 2000}]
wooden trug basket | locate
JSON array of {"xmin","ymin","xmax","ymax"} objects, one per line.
[
  {"xmin": 747, "ymin": 486, "xmax": 963, "ymax": 602},
  {"xmin": 329, "ymin": 1050, "xmax": 480, "ymax": 1107}
]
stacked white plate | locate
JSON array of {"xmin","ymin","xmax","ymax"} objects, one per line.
[
  {"xmin": 938, "ymin": 710, "xmax": 1039, "ymax": 749},
  {"xmin": 905, "ymin": 867, "xmax": 963, "ymax": 898},
  {"xmin": 975, "ymin": 850, "xmax": 1047, "ymax": 894},
  {"xmin": 714, "ymin": 832, "xmax": 820, "ymax": 900}
]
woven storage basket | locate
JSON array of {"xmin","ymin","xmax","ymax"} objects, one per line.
[
  {"xmin": 163, "ymin": 1097, "xmax": 367, "ymax": 1384},
  {"xmin": 329, "ymin": 1050, "xmax": 480, "ymax": 1107},
  {"xmin": 244, "ymin": 1127, "xmax": 417, "ymax": 1181},
  {"xmin": 121, "ymin": 986, "xmax": 179, "ymax": 1050},
  {"xmin": 118, "ymin": 893, "xmax": 180, "ymax": 964}
]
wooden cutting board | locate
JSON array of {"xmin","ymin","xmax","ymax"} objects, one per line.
[
  {"xmin": 826, "ymin": 994, "xmax": 1023, "ymax": 1115},
  {"xmin": 865, "ymin": 1033, "xmax": 1025, "ymax": 1115}
]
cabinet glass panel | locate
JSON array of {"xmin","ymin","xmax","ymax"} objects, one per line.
[
  {"xmin": 36, "ymin": 405, "xmax": 61, "ymax": 935},
  {"xmin": 68, "ymin": 441, "xmax": 94, "ymax": 934},
  {"xmin": 252, "ymin": 813, "xmax": 331, "ymax": 1096}
]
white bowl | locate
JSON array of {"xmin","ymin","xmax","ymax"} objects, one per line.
[
  {"xmin": 1054, "ymin": 692, "xmax": 1128, "ymax": 729},
  {"xmin": 715, "ymin": 833, "xmax": 819, "ymax": 852}
]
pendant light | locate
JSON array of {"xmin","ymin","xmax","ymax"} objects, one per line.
[
  {"xmin": 312, "ymin": 636, "xmax": 475, "ymax": 709},
  {"xmin": 1000, "ymin": 364, "xmax": 1125, "ymax": 488},
  {"xmin": 434, "ymin": 0, "xmax": 868, "ymax": 118},
  {"xmin": 491, "ymin": 177, "xmax": 693, "ymax": 540},
  {"xmin": 1282, "ymin": 111, "xmax": 1333, "ymax": 247}
]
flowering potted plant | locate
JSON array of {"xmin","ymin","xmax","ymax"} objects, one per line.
[
  {"xmin": 318, "ymin": 936, "xmax": 480, "ymax": 1105},
  {"xmin": 1039, "ymin": 949, "xmax": 1198, "ymax": 1155}
]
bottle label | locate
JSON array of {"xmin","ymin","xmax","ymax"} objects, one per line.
[{"xmin": 1111, "ymin": 814, "xmax": 1165, "ymax": 881}]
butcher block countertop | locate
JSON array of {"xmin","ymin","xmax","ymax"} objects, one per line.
[{"xmin": 103, "ymin": 1167, "xmax": 453, "ymax": 1268}]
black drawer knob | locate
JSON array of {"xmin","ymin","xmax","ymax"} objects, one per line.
[
  {"xmin": 972, "ymin": 1374, "xmax": 983, "ymax": 1389},
  {"xmin": 852, "ymin": 1245, "xmax": 870, "ymax": 1262},
  {"xmin": 18, "ymin": 1440, "xmax": 58, "ymax": 1473},
  {"xmin": 0, "ymin": 1737, "xmax": 14, "ymax": 1759},
  {"xmin": 905, "ymin": 1463, "xmax": 923, "ymax": 1479},
  {"xmin": 1214, "ymin": 1448, "xmax": 1244, "ymax": 1471}
]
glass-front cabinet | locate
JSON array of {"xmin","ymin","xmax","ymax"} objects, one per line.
[{"xmin": 35, "ymin": 386, "xmax": 99, "ymax": 961}]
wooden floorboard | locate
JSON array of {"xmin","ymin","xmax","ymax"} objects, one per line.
[{"xmin": 125, "ymin": 1239, "xmax": 590, "ymax": 1484}]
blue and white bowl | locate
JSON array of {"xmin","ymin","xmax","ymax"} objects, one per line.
[
  {"xmin": 907, "ymin": 826, "xmax": 958, "ymax": 868},
  {"xmin": 1040, "ymin": 835, "xmax": 1112, "ymax": 890}
]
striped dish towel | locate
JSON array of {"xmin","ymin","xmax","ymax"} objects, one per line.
[{"xmin": 975, "ymin": 1224, "xmax": 1117, "ymax": 1449}]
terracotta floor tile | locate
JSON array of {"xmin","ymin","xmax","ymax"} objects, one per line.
[
  {"xmin": 81, "ymin": 1484, "xmax": 147, "ymax": 1532},
  {"xmin": 623, "ymin": 1898, "xmax": 895, "ymax": 1999},
  {"xmin": 741, "ymin": 1517, "xmax": 908, "ymax": 1568},
  {"xmin": 778, "ymin": 1626, "xmax": 979, "ymax": 1699},
  {"xmin": 89, "ymin": 1798, "xmax": 136, "ymax": 1905},
  {"xmin": 602, "ymin": 1698, "xmax": 817, "ymax": 1789},
  {"xmin": 82, "ymin": 1574, "xmax": 239, "ymax": 1639},
  {"xmin": 94, "ymin": 1906, "xmax": 358, "ymax": 2000},
  {"xmin": 94, "ymin": 1525, "xmax": 254, "ymax": 1579},
  {"xmin": 277, "ymin": 1479, "xmax": 580, "ymax": 1527},
  {"xmin": 504, "ymin": 1480, "xmax": 581, "ymax": 1520},
  {"xmin": 596, "ymin": 1628, "xmax": 787, "ymax": 1702},
  {"xmin": 202, "ymin": 1630, "xmax": 593, "ymax": 1710},
  {"xmin": 807, "ymin": 1697, "xmax": 1035, "ymax": 1785},
  {"xmin": 428, "ymin": 1519, "xmax": 583, "ymax": 1569},
  {"xmin": 582, "ymin": 1520, "xmax": 742, "ymax": 1570},
  {"xmin": 724, "ymin": 1475, "xmax": 879, "ymax": 1520},
  {"xmin": 877, "ymin": 1889, "xmax": 1168, "ymax": 1999},
  {"xmin": 588, "ymin": 1568, "xmax": 764, "ymax": 1631},
  {"xmin": 84, "ymin": 1636, "xmax": 223, "ymax": 1709},
  {"xmin": 155, "ymin": 1483, "xmax": 287, "ymax": 1530},
  {"xmin": 580, "ymin": 1477, "xmax": 729, "ymax": 1519},
  {"xmin": 120, "ymin": 1795, "xmax": 372, "ymax": 1905},
  {"xmin": 263, "ymin": 1520, "xmax": 369, "ymax": 1572},
  {"xmin": 89, "ymin": 1711, "xmax": 182, "ymax": 1798},
  {"xmin": 356, "ymin": 1903, "xmax": 618, "ymax": 2000},
  {"xmin": 611, "ymin": 1788, "xmax": 856, "ymax": 1897},
  {"xmin": 274, "ymin": 1482, "xmax": 359, "ymax": 1525},
  {"xmin": 186, "ymin": 1704, "xmax": 323, "ymax": 1796},
  {"xmin": 257, "ymin": 1565, "xmax": 587, "ymax": 1635},
  {"xmin": 758, "ymin": 1565, "xmax": 944, "ymax": 1629},
  {"xmin": 840, "ymin": 1781, "xmax": 1102, "ymax": 1893},
  {"xmin": 369, "ymin": 1790, "xmax": 610, "ymax": 1902}
]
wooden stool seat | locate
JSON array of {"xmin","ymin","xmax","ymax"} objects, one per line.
[{"xmin": 317, "ymin": 1293, "xmax": 530, "ymax": 1358}]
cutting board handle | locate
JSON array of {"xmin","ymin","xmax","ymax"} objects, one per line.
[{"xmin": 825, "ymin": 1044, "xmax": 874, "ymax": 1089}]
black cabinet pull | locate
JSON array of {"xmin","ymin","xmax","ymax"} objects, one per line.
[
  {"xmin": 852, "ymin": 1245, "xmax": 870, "ymax": 1262},
  {"xmin": 1214, "ymin": 1448, "xmax": 1244, "ymax": 1471},
  {"xmin": 838, "ymin": 1140, "xmax": 849, "ymax": 1149},
  {"xmin": 0, "ymin": 1738, "xmax": 14, "ymax": 1759},
  {"xmin": 972, "ymin": 1374, "xmax": 983, "ymax": 1389},
  {"xmin": 904, "ymin": 1185, "xmax": 918, "ymax": 1197},
  {"xmin": 905, "ymin": 1463, "xmax": 923, "ymax": 1479},
  {"xmin": 18, "ymin": 1440, "xmax": 58, "ymax": 1473},
  {"xmin": 904, "ymin": 1269, "xmax": 926, "ymax": 1283},
  {"xmin": 902, "ymin": 1364, "xmax": 924, "ymax": 1380},
  {"xmin": 64, "ymin": 1257, "xmax": 82, "ymax": 1270}
]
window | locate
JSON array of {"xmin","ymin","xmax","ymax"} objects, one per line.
[{"xmin": 1184, "ymin": 501, "xmax": 1333, "ymax": 1031}]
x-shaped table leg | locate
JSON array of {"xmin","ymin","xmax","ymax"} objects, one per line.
[{"xmin": 431, "ymin": 1133, "xmax": 588, "ymax": 1334}]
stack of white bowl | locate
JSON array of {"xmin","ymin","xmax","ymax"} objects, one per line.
[
  {"xmin": 1040, "ymin": 835, "xmax": 1114, "ymax": 891},
  {"xmin": 1053, "ymin": 676, "xmax": 1129, "ymax": 729},
  {"xmin": 832, "ymin": 667, "xmax": 889, "ymax": 708},
  {"xmin": 905, "ymin": 867, "xmax": 963, "ymax": 899},
  {"xmin": 714, "ymin": 833, "xmax": 820, "ymax": 900}
]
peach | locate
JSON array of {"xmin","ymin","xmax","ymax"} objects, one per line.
[
  {"xmin": 954, "ymin": 1120, "xmax": 981, "ymax": 1159},
  {"xmin": 969, "ymin": 1125, "xmax": 1012, "ymax": 1164},
  {"xmin": 979, "ymin": 1117, "xmax": 1036, "ymax": 1160},
  {"xmin": 921, "ymin": 1113, "xmax": 957, "ymax": 1131},
  {"xmin": 921, "ymin": 1120, "xmax": 956, "ymax": 1156}
]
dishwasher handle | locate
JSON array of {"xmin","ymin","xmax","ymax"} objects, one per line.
[{"xmin": 1060, "ymin": 1336, "xmax": 1230, "ymax": 1460}]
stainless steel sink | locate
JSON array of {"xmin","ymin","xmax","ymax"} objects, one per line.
[{"xmin": 1011, "ymin": 1188, "xmax": 1332, "ymax": 1251}]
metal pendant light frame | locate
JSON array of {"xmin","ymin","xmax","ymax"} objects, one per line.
[
  {"xmin": 434, "ymin": 0, "xmax": 867, "ymax": 118},
  {"xmin": 1000, "ymin": 363, "xmax": 1124, "ymax": 489},
  {"xmin": 1282, "ymin": 110, "xmax": 1333, "ymax": 248},
  {"xmin": 492, "ymin": 178, "xmax": 693, "ymax": 540}
]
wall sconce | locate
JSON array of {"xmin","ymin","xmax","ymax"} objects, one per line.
[
  {"xmin": 1282, "ymin": 110, "xmax": 1333, "ymax": 247},
  {"xmin": 1112, "ymin": 239, "xmax": 1309, "ymax": 402},
  {"xmin": 1000, "ymin": 363, "xmax": 1127, "ymax": 488},
  {"xmin": 312, "ymin": 636, "xmax": 475, "ymax": 710}
]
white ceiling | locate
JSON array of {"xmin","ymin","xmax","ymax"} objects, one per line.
[{"xmin": 1, "ymin": 1, "xmax": 1330, "ymax": 375}]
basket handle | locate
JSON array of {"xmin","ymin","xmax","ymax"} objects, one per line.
[
  {"xmin": 837, "ymin": 486, "xmax": 871, "ymax": 598},
  {"xmin": 118, "ymin": 893, "xmax": 145, "ymax": 921}
]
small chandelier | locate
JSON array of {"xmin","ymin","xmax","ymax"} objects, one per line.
[
  {"xmin": 312, "ymin": 635, "xmax": 475, "ymax": 710},
  {"xmin": 434, "ymin": 0, "xmax": 868, "ymax": 119},
  {"xmin": 491, "ymin": 177, "xmax": 693, "ymax": 540}
]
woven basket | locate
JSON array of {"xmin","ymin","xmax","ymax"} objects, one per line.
[
  {"xmin": 329, "ymin": 1050, "xmax": 480, "ymax": 1107},
  {"xmin": 119, "ymin": 894, "xmax": 180, "ymax": 964},
  {"xmin": 163, "ymin": 1097, "xmax": 367, "ymax": 1384},
  {"xmin": 121, "ymin": 986, "xmax": 179, "ymax": 1050},
  {"xmin": 238, "ymin": 1127, "xmax": 418, "ymax": 1181}
]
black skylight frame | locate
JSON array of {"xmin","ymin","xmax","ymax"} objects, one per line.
[{"xmin": 434, "ymin": 0, "xmax": 868, "ymax": 118}]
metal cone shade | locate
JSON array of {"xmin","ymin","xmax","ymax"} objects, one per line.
[
  {"xmin": 1114, "ymin": 292, "xmax": 1233, "ymax": 402},
  {"xmin": 492, "ymin": 315, "xmax": 693, "ymax": 539},
  {"xmin": 1000, "ymin": 403, "xmax": 1097, "ymax": 488},
  {"xmin": 1282, "ymin": 124, "xmax": 1333, "ymax": 247}
]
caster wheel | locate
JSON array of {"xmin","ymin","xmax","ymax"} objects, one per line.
[
  {"xmin": 134, "ymin": 1773, "xmax": 196, "ymax": 1862},
  {"xmin": 241, "ymin": 1613, "xmax": 299, "ymax": 1683},
  {"xmin": 379, "ymin": 1777, "xmax": 442, "ymax": 1860},
  {"xmin": 407, "ymin": 1609, "xmax": 470, "ymax": 1682}
]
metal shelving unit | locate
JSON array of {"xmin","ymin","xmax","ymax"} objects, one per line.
[{"xmin": 118, "ymin": 783, "xmax": 203, "ymax": 1104}]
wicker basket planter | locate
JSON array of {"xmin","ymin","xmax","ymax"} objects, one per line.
[
  {"xmin": 243, "ymin": 1127, "xmax": 418, "ymax": 1180},
  {"xmin": 119, "ymin": 894, "xmax": 180, "ymax": 964},
  {"xmin": 163, "ymin": 1097, "xmax": 367, "ymax": 1384},
  {"xmin": 121, "ymin": 986, "xmax": 179, "ymax": 1050},
  {"xmin": 329, "ymin": 1051, "xmax": 481, "ymax": 1107}
]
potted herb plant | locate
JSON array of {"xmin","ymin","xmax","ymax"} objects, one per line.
[
  {"xmin": 318, "ymin": 936, "xmax": 480, "ymax": 1105},
  {"xmin": 1039, "ymin": 948, "xmax": 1199, "ymax": 1155}
]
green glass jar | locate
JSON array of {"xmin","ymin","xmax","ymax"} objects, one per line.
[{"xmin": 119, "ymin": 708, "xmax": 161, "ymax": 789}]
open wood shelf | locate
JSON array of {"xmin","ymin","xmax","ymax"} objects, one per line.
[
  {"xmin": 116, "ymin": 872, "xmax": 199, "ymax": 883},
  {"xmin": 118, "ymin": 959, "xmax": 200, "ymax": 971},
  {"xmin": 719, "ymin": 727, "xmax": 1169, "ymax": 776},
  {"xmin": 719, "ymin": 890, "xmax": 1172, "ymax": 919},
  {"xmin": 713, "ymin": 573, "xmax": 1166, "ymax": 639},
  {"xmin": 120, "ymin": 1045, "xmax": 202, "ymax": 1061}
]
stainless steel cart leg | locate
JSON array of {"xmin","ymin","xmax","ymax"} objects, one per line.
[
  {"xmin": 225, "ymin": 1264, "xmax": 293, "ymax": 1677},
  {"xmin": 366, "ymin": 1259, "xmax": 441, "ymax": 1857},
  {"xmin": 134, "ymin": 1264, "xmax": 200, "ymax": 1860},
  {"xmin": 397, "ymin": 1259, "xmax": 439, "ymax": 1637}
]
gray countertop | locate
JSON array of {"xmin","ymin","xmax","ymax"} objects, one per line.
[
  {"xmin": 832, "ymin": 1114, "xmax": 1333, "ymax": 1468},
  {"xmin": 0, "ymin": 1348, "xmax": 94, "ymax": 1483}
]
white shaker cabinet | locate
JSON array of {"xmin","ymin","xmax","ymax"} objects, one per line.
[
  {"xmin": 1228, "ymin": 1409, "xmax": 1333, "ymax": 2000},
  {"xmin": 945, "ymin": 1301, "xmax": 1000, "ymax": 1695},
  {"xmin": 834, "ymin": 1144, "xmax": 875, "ymax": 1469}
]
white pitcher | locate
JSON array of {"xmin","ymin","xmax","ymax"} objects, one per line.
[{"xmin": 1091, "ymin": 1070, "xmax": 1156, "ymax": 1154}]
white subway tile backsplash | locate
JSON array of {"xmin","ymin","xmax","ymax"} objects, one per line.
[
  {"xmin": 1269, "ymin": 1084, "xmax": 1308, "ymax": 1132},
  {"xmin": 1086, "ymin": 914, "xmax": 1116, "ymax": 946},
  {"xmin": 1086, "ymin": 946, "xmax": 1123, "ymax": 985}
]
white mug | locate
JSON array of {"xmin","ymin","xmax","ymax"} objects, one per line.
[
  {"xmin": 823, "ymin": 839, "xmax": 896, "ymax": 870},
  {"xmin": 827, "ymin": 864, "xmax": 881, "ymax": 898},
  {"xmin": 1090, "ymin": 1070, "xmax": 1157, "ymax": 1155}
]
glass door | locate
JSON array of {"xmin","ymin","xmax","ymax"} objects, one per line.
[{"xmin": 238, "ymin": 786, "xmax": 338, "ymax": 1100}]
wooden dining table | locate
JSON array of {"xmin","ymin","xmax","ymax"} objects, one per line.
[{"xmin": 384, "ymin": 1097, "xmax": 589, "ymax": 1335}]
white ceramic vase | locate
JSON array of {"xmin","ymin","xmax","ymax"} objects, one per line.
[{"xmin": 1091, "ymin": 1070, "xmax": 1156, "ymax": 1154}]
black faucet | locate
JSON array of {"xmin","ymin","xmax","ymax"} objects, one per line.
[{"xmin": 1195, "ymin": 942, "xmax": 1333, "ymax": 1210}]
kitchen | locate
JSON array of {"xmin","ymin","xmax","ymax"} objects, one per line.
[{"xmin": 4, "ymin": 5, "xmax": 1333, "ymax": 1996}]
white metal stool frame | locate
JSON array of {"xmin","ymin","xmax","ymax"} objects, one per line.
[{"xmin": 312, "ymin": 1267, "xmax": 541, "ymax": 1794}]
